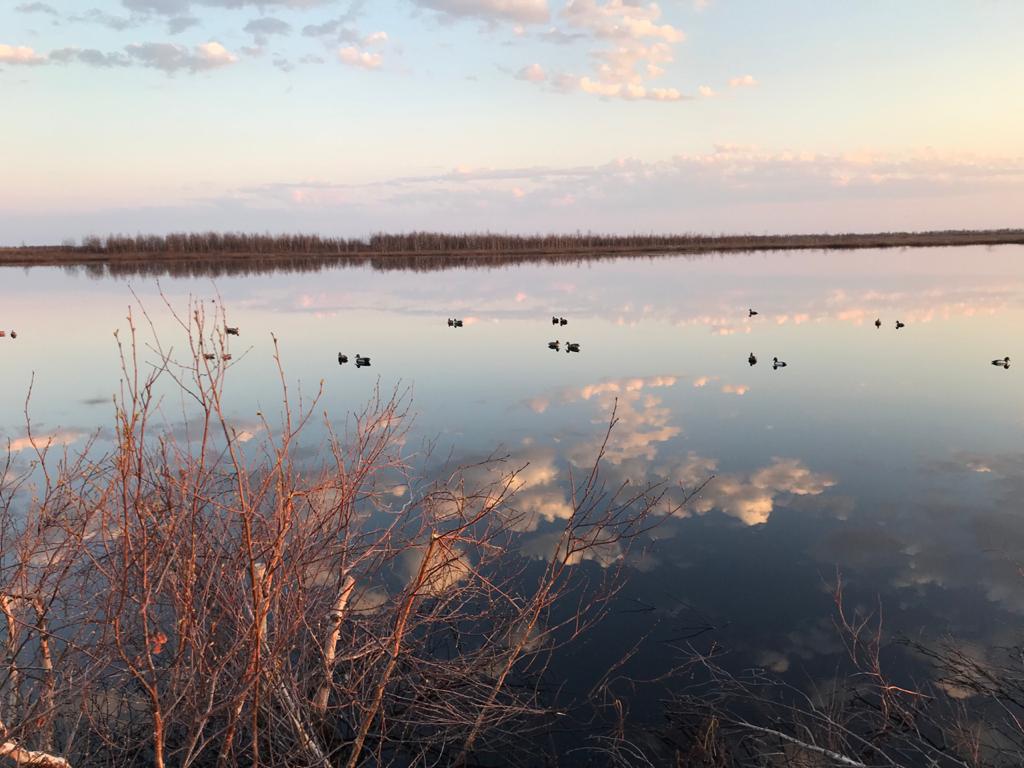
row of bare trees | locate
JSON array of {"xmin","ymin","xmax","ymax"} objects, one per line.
[
  {"xmin": 63, "ymin": 229, "xmax": 1024, "ymax": 259},
  {"xmin": 0, "ymin": 298, "xmax": 673, "ymax": 767}
]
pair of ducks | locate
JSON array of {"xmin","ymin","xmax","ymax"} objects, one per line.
[
  {"xmin": 549, "ymin": 341, "xmax": 580, "ymax": 353},
  {"xmin": 552, "ymin": 317, "xmax": 568, "ymax": 326},
  {"xmin": 748, "ymin": 353, "xmax": 787, "ymax": 369},
  {"xmin": 875, "ymin": 319, "xmax": 906, "ymax": 329},
  {"xmin": 338, "ymin": 353, "xmax": 371, "ymax": 367},
  {"xmin": 447, "ymin": 318, "xmax": 464, "ymax": 328},
  {"xmin": 203, "ymin": 353, "xmax": 232, "ymax": 361},
  {"xmin": 0, "ymin": 331, "xmax": 16, "ymax": 339}
]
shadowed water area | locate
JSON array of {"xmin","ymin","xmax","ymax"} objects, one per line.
[{"xmin": 2, "ymin": 244, "xmax": 1023, "ymax": 751}]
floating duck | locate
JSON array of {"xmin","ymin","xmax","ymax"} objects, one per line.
[
  {"xmin": 748, "ymin": 352, "xmax": 757, "ymax": 366},
  {"xmin": 447, "ymin": 318, "xmax": 463, "ymax": 328},
  {"xmin": 566, "ymin": 342, "xmax": 581, "ymax": 353},
  {"xmin": 874, "ymin": 318, "xmax": 881, "ymax": 329},
  {"xmin": 548, "ymin": 341, "xmax": 560, "ymax": 350},
  {"xmin": 355, "ymin": 355, "xmax": 371, "ymax": 367},
  {"xmin": 225, "ymin": 326, "xmax": 240, "ymax": 336},
  {"xmin": 222, "ymin": 354, "xmax": 232, "ymax": 361},
  {"xmin": 895, "ymin": 321, "xmax": 905, "ymax": 330},
  {"xmin": 992, "ymin": 356, "xmax": 1010, "ymax": 367},
  {"xmin": 772, "ymin": 357, "xmax": 787, "ymax": 369},
  {"xmin": 9, "ymin": 331, "xmax": 16, "ymax": 339},
  {"xmin": 203, "ymin": 353, "xmax": 216, "ymax": 361},
  {"xmin": 748, "ymin": 309, "xmax": 759, "ymax": 318},
  {"xmin": 338, "ymin": 353, "xmax": 349, "ymax": 364}
]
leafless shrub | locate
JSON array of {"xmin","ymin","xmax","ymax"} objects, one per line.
[{"xmin": 0, "ymin": 296, "xmax": 673, "ymax": 767}]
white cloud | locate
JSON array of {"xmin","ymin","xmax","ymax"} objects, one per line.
[
  {"xmin": 698, "ymin": 84, "xmax": 714, "ymax": 97},
  {"xmin": 413, "ymin": 0, "xmax": 550, "ymax": 24},
  {"xmin": 522, "ymin": 1, "xmax": 686, "ymax": 102},
  {"xmin": 0, "ymin": 44, "xmax": 46, "ymax": 65},
  {"xmin": 516, "ymin": 62, "xmax": 547, "ymax": 82},
  {"xmin": 122, "ymin": 41, "xmax": 238, "ymax": 73},
  {"xmin": 729, "ymin": 73, "xmax": 757, "ymax": 88},
  {"xmin": 338, "ymin": 45, "xmax": 382, "ymax": 69}
]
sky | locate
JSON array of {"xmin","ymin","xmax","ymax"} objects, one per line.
[{"xmin": 2, "ymin": 0, "xmax": 1023, "ymax": 243}]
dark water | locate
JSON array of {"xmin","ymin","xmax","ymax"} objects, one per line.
[{"xmin": 2, "ymin": 245, "xmax": 1023, "ymax": 725}]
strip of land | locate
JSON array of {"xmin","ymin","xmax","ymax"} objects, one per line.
[{"xmin": 2, "ymin": 229, "xmax": 1022, "ymax": 273}]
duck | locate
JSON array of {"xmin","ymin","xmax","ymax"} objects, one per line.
[
  {"xmin": 447, "ymin": 318, "xmax": 455, "ymax": 327},
  {"xmin": 222, "ymin": 354, "xmax": 233, "ymax": 361},
  {"xmin": 566, "ymin": 342, "xmax": 581, "ymax": 353},
  {"xmin": 551, "ymin": 316, "xmax": 567, "ymax": 326},
  {"xmin": 454, "ymin": 319, "xmax": 463, "ymax": 328},
  {"xmin": 338, "ymin": 353, "xmax": 349, "ymax": 364},
  {"xmin": 748, "ymin": 308, "xmax": 759, "ymax": 318},
  {"xmin": 992, "ymin": 356, "xmax": 1010, "ymax": 367},
  {"xmin": 874, "ymin": 318, "xmax": 881, "ymax": 329},
  {"xmin": 548, "ymin": 341, "xmax": 560, "ymax": 350},
  {"xmin": 748, "ymin": 352, "xmax": 757, "ymax": 366},
  {"xmin": 225, "ymin": 326, "xmax": 240, "ymax": 336},
  {"xmin": 772, "ymin": 357, "xmax": 787, "ymax": 369},
  {"xmin": 203, "ymin": 353, "xmax": 216, "ymax": 361},
  {"xmin": 355, "ymin": 354, "xmax": 371, "ymax": 367},
  {"xmin": 9, "ymin": 331, "xmax": 16, "ymax": 339},
  {"xmin": 895, "ymin": 321, "xmax": 905, "ymax": 330}
]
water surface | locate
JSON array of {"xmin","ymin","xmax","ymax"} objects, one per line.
[{"xmin": 2, "ymin": 245, "xmax": 1022, "ymax": 720}]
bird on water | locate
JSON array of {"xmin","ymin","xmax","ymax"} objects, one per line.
[
  {"xmin": 226, "ymin": 326, "xmax": 240, "ymax": 336},
  {"xmin": 748, "ymin": 352, "xmax": 757, "ymax": 366},
  {"xmin": 749, "ymin": 309, "xmax": 759, "ymax": 318},
  {"xmin": 874, "ymin": 318, "xmax": 882, "ymax": 329},
  {"xmin": 895, "ymin": 321, "xmax": 905, "ymax": 329},
  {"xmin": 548, "ymin": 341, "xmax": 560, "ymax": 350},
  {"xmin": 338, "ymin": 353, "xmax": 349, "ymax": 364},
  {"xmin": 773, "ymin": 357, "xmax": 787, "ymax": 369},
  {"xmin": 992, "ymin": 356, "xmax": 1010, "ymax": 368}
]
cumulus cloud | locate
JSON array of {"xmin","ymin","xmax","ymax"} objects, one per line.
[
  {"xmin": 50, "ymin": 47, "xmax": 132, "ymax": 67},
  {"xmin": 15, "ymin": 2, "xmax": 58, "ymax": 14},
  {"xmin": 125, "ymin": 41, "xmax": 239, "ymax": 73},
  {"xmin": 167, "ymin": 15, "xmax": 200, "ymax": 34},
  {"xmin": 516, "ymin": 62, "xmax": 546, "ymax": 82},
  {"xmin": 698, "ymin": 84, "xmax": 714, "ymax": 97},
  {"xmin": 338, "ymin": 45, "xmax": 382, "ymax": 69},
  {"xmin": 68, "ymin": 9, "xmax": 143, "ymax": 30},
  {"xmin": 245, "ymin": 16, "xmax": 292, "ymax": 42},
  {"xmin": 412, "ymin": 0, "xmax": 550, "ymax": 24},
  {"xmin": 122, "ymin": 0, "xmax": 337, "ymax": 14},
  {"xmin": 518, "ymin": 0, "xmax": 687, "ymax": 101},
  {"xmin": 728, "ymin": 73, "xmax": 757, "ymax": 87},
  {"xmin": 0, "ymin": 44, "xmax": 46, "ymax": 65}
]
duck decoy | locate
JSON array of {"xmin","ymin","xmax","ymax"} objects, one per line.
[
  {"xmin": 772, "ymin": 357, "xmax": 787, "ymax": 369},
  {"xmin": 548, "ymin": 341, "xmax": 560, "ymax": 350},
  {"xmin": 748, "ymin": 309, "xmax": 759, "ymax": 318},
  {"xmin": 566, "ymin": 342, "xmax": 581, "ymax": 353},
  {"xmin": 748, "ymin": 352, "xmax": 757, "ymax": 366},
  {"xmin": 874, "ymin": 318, "xmax": 881, "ymax": 329},
  {"xmin": 992, "ymin": 356, "xmax": 1010, "ymax": 367},
  {"xmin": 225, "ymin": 327, "xmax": 240, "ymax": 336},
  {"xmin": 338, "ymin": 353, "xmax": 349, "ymax": 364},
  {"xmin": 355, "ymin": 355, "xmax": 371, "ymax": 367},
  {"xmin": 895, "ymin": 321, "xmax": 905, "ymax": 330}
]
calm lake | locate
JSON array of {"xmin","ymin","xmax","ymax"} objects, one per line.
[{"xmin": 2, "ymin": 244, "xmax": 1023, "ymax": 728}]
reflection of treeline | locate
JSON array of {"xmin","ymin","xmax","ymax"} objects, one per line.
[{"xmin": 1, "ymin": 228, "xmax": 1022, "ymax": 276}]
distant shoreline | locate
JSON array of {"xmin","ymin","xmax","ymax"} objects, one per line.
[{"xmin": 2, "ymin": 229, "xmax": 1022, "ymax": 271}]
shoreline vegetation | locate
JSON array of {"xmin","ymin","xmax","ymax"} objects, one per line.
[{"xmin": 1, "ymin": 229, "xmax": 1022, "ymax": 275}]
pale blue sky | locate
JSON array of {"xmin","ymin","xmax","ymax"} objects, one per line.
[{"xmin": 2, "ymin": 0, "xmax": 1022, "ymax": 243}]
